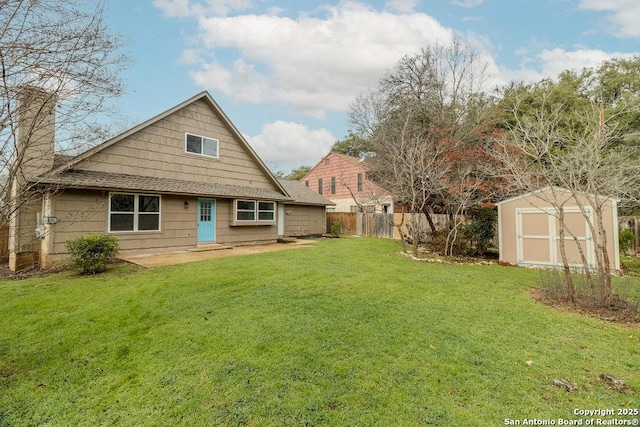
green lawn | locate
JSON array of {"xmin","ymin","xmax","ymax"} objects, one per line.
[{"xmin": 1, "ymin": 238, "xmax": 638, "ymax": 426}]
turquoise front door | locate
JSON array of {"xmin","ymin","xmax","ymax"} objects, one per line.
[{"xmin": 197, "ymin": 199, "xmax": 216, "ymax": 243}]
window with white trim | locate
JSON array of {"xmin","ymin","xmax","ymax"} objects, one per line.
[
  {"xmin": 109, "ymin": 193, "xmax": 160, "ymax": 232},
  {"xmin": 234, "ymin": 200, "xmax": 275, "ymax": 223},
  {"xmin": 185, "ymin": 133, "xmax": 219, "ymax": 158}
]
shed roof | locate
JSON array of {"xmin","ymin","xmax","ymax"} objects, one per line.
[{"xmin": 496, "ymin": 186, "xmax": 618, "ymax": 206}]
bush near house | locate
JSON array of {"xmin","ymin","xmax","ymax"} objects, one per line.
[{"xmin": 66, "ymin": 233, "xmax": 119, "ymax": 274}]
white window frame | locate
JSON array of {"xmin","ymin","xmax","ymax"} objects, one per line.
[
  {"xmin": 233, "ymin": 199, "xmax": 276, "ymax": 225},
  {"xmin": 185, "ymin": 132, "xmax": 219, "ymax": 158},
  {"xmin": 108, "ymin": 193, "xmax": 161, "ymax": 233}
]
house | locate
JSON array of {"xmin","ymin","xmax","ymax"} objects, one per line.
[
  {"xmin": 277, "ymin": 178, "xmax": 334, "ymax": 237},
  {"xmin": 301, "ymin": 152, "xmax": 394, "ymax": 213},
  {"xmin": 496, "ymin": 187, "xmax": 620, "ymax": 272},
  {"xmin": 8, "ymin": 88, "xmax": 334, "ymax": 271}
]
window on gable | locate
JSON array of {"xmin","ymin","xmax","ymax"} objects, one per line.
[
  {"xmin": 357, "ymin": 173, "xmax": 363, "ymax": 192},
  {"xmin": 186, "ymin": 133, "xmax": 219, "ymax": 158},
  {"xmin": 109, "ymin": 193, "xmax": 160, "ymax": 232},
  {"xmin": 318, "ymin": 178, "xmax": 323, "ymax": 195},
  {"xmin": 331, "ymin": 177, "xmax": 336, "ymax": 194}
]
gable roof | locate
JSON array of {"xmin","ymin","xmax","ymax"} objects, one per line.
[
  {"xmin": 330, "ymin": 152, "xmax": 365, "ymax": 167},
  {"xmin": 300, "ymin": 151, "xmax": 368, "ymax": 182},
  {"xmin": 278, "ymin": 179, "xmax": 335, "ymax": 206},
  {"xmin": 46, "ymin": 91, "xmax": 288, "ymax": 196}
]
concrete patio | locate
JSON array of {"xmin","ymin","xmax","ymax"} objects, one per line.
[{"xmin": 120, "ymin": 239, "xmax": 316, "ymax": 267}]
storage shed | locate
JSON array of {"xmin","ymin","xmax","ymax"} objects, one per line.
[{"xmin": 497, "ymin": 187, "xmax": 620, "ymax": 272}]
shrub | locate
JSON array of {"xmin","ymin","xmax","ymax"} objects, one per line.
[
  {"xmin": 619, "ymin": 229, "xmax": 635, "ymax": 255},
  {"xmin": 426, "ymin": 208, "xmax": 497, "ymax": 257},
  {"xmin": 463, "ymin": 208, "xmax": 497, "ymax": 256},
  {"xmin": 66, "ymin": 233, "xmax": 119, "ymax": 274},
  {"xmin": 330, "ymin": 220, "xmax": 341, "ymax": 236}
]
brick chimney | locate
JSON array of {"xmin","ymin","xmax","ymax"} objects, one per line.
[{"xmin": 16, "ymin": 86, "xmax": 56, "ymax": 180}]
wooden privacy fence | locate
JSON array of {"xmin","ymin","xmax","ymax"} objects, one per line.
[{"xmin": 327, "ymin": 212, "xmax": 450, "ymax": 239}]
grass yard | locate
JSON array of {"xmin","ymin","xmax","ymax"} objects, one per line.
[{"xmin": 0, "ymin": 237, "xmax": 638, "ymax": 426}]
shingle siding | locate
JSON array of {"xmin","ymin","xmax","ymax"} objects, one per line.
[{"xmin": 72, "ymin": 99, "xmax": 276, "ymax": 190}]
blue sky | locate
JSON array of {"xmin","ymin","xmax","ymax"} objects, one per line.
[{"xmin": 104, "ymin": 0, "xmax": 639, "ymax": 173}]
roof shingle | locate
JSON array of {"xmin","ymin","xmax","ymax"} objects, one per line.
[
  {"xmin": 38, "ymin": 170, "xmax": 292, "ymax": 201},
  {"xmin": 277, "ymin": 179, "xmax": 335, "ymax": 206}
]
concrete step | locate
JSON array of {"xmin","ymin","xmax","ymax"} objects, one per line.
[
  {"xmin": 189, "ymin": 243, "xmax": 233, "ymax": 252},
  {"xmin": 277, "ymin": 237, "xmax": 298, "ymax": 244}
]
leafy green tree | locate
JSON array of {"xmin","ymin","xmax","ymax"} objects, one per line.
[
  {"xmin": 330, "ymin": 132, "xmax": 373, "ymax": 159},
  {"xmin": 287, "ymin": 165, "xmax": 312, "ymax": 181},
  {"xmin": 498, "ymin": 56, "xmax": 640, "ymax": 147}
]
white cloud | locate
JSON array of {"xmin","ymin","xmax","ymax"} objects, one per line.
[
  {"xmin": 153, "ymin": 0, "xmax": 192, "ymax": 17},
  {"xmin": 246, "ymin": 121, "xmax": 335, "ymax": 172},
  {"xmin": 179, "ymin": 49, "xmax": 202, "ymax": 65},
  {"xmin": 153, "ymin": 0, "xmax": 252, "ymax": 18},
  {"xmin": 189, "ymin": 59, "xmax": 270, "ymax": 105},
  {"xmin": 452, "ymin": 0, "xmax": 485, "ymax": 8},
  {"xmin": 501, "ymin": 47, "xmax": 635, "ymax": 84},
  {"xmin": 536, "ymin": 48, "xmax": 624, "ymax": 75},
  {"xmin": 578, "ymin": 0, "xmax": 640, "ymax": 37},
  {"xmin": 181, "ymin": 2, "xmax": 454, "ymax": 118},
  {"xmin": 385, "ymin": 0, "xmax": 419, "ymax": 13}
]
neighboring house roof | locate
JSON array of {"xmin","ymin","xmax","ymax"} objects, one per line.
[
  {"xmin": 301, "ymin": 151, "xmax": 391, "ymax": 199},
  {"xmin": 300, "ymin": 152, "xmax": 365, "ymax": 182},
  {"xmin": 278, "ymin": 179, "xmax": 335, "ymax": 206},
  {"xmin": 39, "ymin": 170, "xmax": 291, "ymax": 201},
  {"xmin": 331, "ymin": 152, "xmax": 364, "ymax": 166},
  {"xmin": 43, "ymin": 91, "xmax": 288, "ymax": 197}
]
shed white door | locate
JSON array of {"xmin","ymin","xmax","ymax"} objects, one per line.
[{"xmin": 516, "ymin": 208, "xmax": 595, "ymax": 269}]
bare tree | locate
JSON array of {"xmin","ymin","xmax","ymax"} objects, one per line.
[
  {"xmin": 0, "ymin": 0, "xmax": 128, "ymax": 226},
  {"xmin": 350, "ymin": 40, "xmax": 501, "ymax": 255},
  {"xmin": 367, "ymin": 100, "xmax": 451, "ymax": 255},
  {"xmin": 494, "ymin": 84, "xmax": 640, "ymax": 303}
]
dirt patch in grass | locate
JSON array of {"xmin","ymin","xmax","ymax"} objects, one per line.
[
  {"xmin": 529, "ymin": 288, "xmax": 640, "ymax": 326},
  {"xmin": 0, "ymin": 265, "xmax": 55, "ymax": 280}
]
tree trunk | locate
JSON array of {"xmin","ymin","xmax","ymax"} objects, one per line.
[
  {"xmin": 410, "ymin": 215, "xmax": 420, "ymax": 257},
  {"xmin": 595, "ymin": 206, "xmax": 613, "ymax": 304},
  {"xmin": 421, "ymin": 205, "xmax": 437, "ymax": 233},
  {"xmin": 391, "ymin": 209, "xmax": 408, "ymax": 253},
  {"xmin": 557, "ymin": 209, "xmax": 575, "ymax": 303}
]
